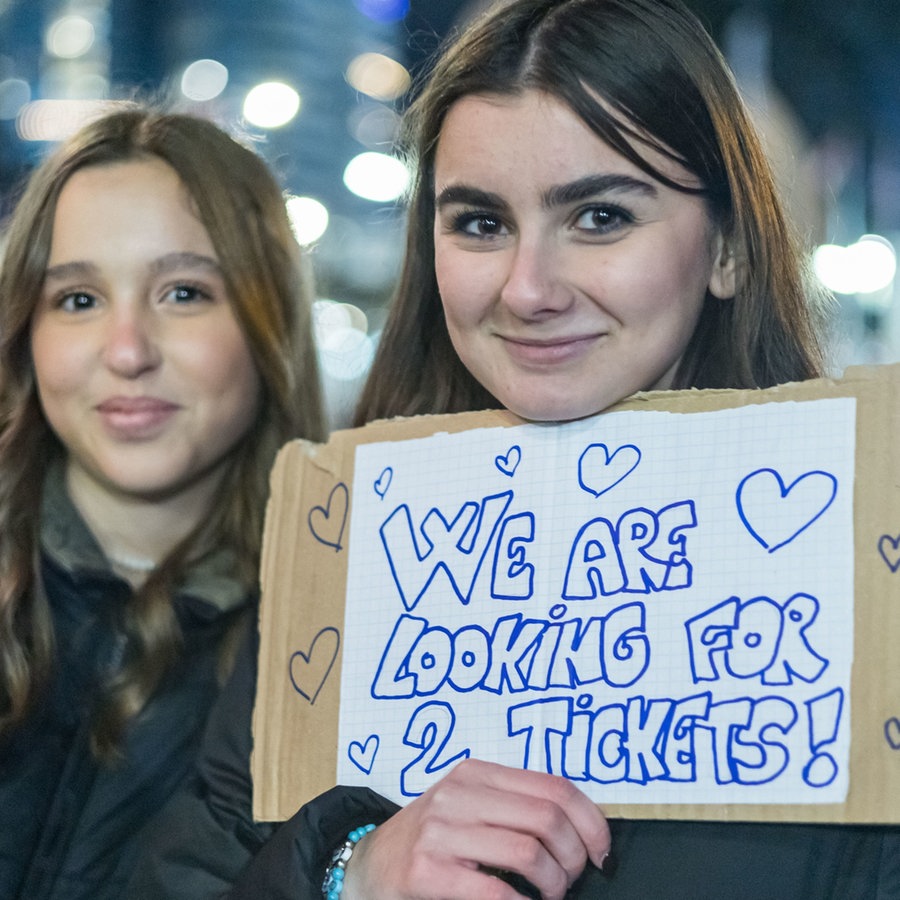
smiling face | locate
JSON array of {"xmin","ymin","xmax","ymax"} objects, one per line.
[
  {"xmin": 433, "ymin": 90, "xmax": 735, "ymax": 422},
  {"xmin": 30, "ymin": 157, "xmax": 261, "ymax": 518}
]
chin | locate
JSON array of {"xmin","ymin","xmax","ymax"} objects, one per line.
[{"xmin": 503, "ymin": 399, "xmax": 604, "ymax": 424}]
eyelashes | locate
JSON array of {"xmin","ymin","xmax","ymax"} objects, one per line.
[
  {"xmin": 441, "ymin": 202, "xmax": 636, "ymax": 242},
  {"xmin": 42, "ymin": 280, "xmax": 219, "ymax": 315},
  {"xmin": 446, "ymin": 209, "xmax": 508, "ymax": 238},
  {"xmin": 571, "ymin": 203, "xmax": 634, "ymax": 235}
]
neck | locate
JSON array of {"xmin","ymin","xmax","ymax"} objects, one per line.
[{"xmin": 64, "ymin": 463, "xmax": 222, "ymax": 576}]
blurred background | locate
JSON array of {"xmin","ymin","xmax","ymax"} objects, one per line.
[{"xmin": 1, "ymin": 0, "xmax": 898, "ymax": 427}]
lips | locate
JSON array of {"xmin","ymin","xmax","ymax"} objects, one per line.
[
  {"xmin": 499, "ymin": 333, "xmax": 602, "ymax": 365},
  {"xmin": 96, "ymin": 396, "xmax": 180, "ymax": 437}
]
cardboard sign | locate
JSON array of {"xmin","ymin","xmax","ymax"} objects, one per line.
[{"xmin": 252, "ymin": 364, "xmax": 900, "ymax": 824}]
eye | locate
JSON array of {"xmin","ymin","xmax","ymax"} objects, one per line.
[
  {"xmin": 451, "ymin": 211, "xmax": 509, "ymax": 238},
  {"xmin": 572, "ymin": 204, "xmax": 633, "ymax": 235},
  {"xmin": 58, "ymin": 291, "xmax": 97, "ymax": 312},
  {"xmin": 163, "ymin": 283, "xmax": 213, "ymax": 304}
]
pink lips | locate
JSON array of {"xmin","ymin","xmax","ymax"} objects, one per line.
[
  {"xmin": 499, "ymin": 333, "xmax": 601, "ymax": 366},
  {"xmin": 96, "ymin": 396, "xmax": 179, "ymax": 437}
]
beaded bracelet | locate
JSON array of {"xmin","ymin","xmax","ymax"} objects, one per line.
[{"xmin": 321, "ymin": 823, "xmax": 377, "ymax": 899}]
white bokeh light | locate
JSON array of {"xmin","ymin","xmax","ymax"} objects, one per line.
[
  {"xmin": 286, "ymin": 195, "xmax": 329, "ymax": 245},
  {"xmin": 314, "ymin": 300, "xmax": 375, "ymax": 382},
  {"xmin": 16, "ymin": 99, "xmax": 111, "ymax": 141},
  {"xmin": 242, "ymin": 81, "xmax": 301, "ymax": 128},
  {"xmin": 343, "ymin": 152, "xmax": 409, "ymax": 202},
  {"xmin": 181, "ymin": 59, "xmax": 229, "ymax": 102},
  {"xmin": 46, "ymin": 15, "xmax": 95, "ymax": 59},
  {"xmin": 814, "ymin": 235, "xmax": 897, "ymax": 295}
]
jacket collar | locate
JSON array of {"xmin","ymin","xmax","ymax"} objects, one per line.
[{"xmin": 40, "ymin": 462, "xmax": 249, "ymax": 614}]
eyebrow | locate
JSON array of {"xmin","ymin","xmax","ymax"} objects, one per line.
[
  {"xmin": 435, "ymin": 185, "xmax": 510, "ymax": 213},
  {"xmin": 543, "ymin": 173, "xmax": 658, "ymax": 207},
  {"xmin": 435, "ymin": 173, "xmax": 657, "ymax": 213},
  {"xmin": 44, "ymin": 252, "xmax": 222, "ymax": 283},
  {"xmin": 147, "ymin": 252, "xmax": 222, "ymax": 278},
  {"xmin": 43, "ymin": 260, "xmax": 98, "ymax": 283}
]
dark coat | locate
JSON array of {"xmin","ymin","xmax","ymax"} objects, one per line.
[
  {"xmin": 0, "ymin": 477, "xmax": 251, "ymax": 900},
  {"xmin": 128, "ymin": 626, "xmax": 900, "ymax": 900}
]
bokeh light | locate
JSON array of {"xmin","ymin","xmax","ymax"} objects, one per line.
[
  {"xmin": 181, "ymin": 59, "xmax": 229, "ymax": 102},
  {"xmin": 314, "ymin": 299, "xmax": 375, "ymax": 382},
  {"xmin": 343, "ymin": 151, "xmax": 409, "ymax": 202},
  {"xmin": 46, "ymin": 15, "xmax": 95, "ymax": 59},
  {"xmin": 347, "ymin": 105, "xmax": 401, "ymax": 148},
  {"xmin": 16, "ymin": 99, "xmax": 111, "ymax": 141},
  {"xmin": 346, "ymin": 52, "xmax": 410, "ymax": 101},
  {"xmin": 286, "ymin": 195, "xmax": 330, "ymax": 245},
  {"xmin": 353, "ymin": 0, "xmax": 409, "ymax": 23},
  {"xmin": 242, "ymin": 81, "xmax": 301, "ymax": 128},
  {"xmin": 813, "ymin": 235, "xmax": 897, "ymax": 295}
]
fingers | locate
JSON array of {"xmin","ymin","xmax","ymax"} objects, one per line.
[
  {"xmin": 343, "ymin": 759, "xmax": 611, "ymax": 900},
  {"xmin": 420, "ymin": 760, "xmax": 608, "ymax": 895},
  {"xmin": 346, "ymin": 816, "xmax": 534, "ymax": 900},
  {"xmin": 447, "ymin": 759, "xmax": 612, "ymax": 869}
]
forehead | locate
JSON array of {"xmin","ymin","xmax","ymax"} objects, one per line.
[
  {"xmin": 434, "ymin": 90, "xmax": 698, "ymax": 191},
  {"xmin": 50, "ymin": 157, "xmax": 213, "ymax": 256},
  {"xmin": 57, "ymin": 156, "xmax": 191, "ymax": 213}
]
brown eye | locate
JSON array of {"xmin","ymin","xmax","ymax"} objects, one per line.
[
  {"xmin": 573, "ymin": 205, "xmax": 632, "ymax": 235},
  {"xmin": 453, "ymin": 212, "xmax": 508, "ymax": 238}
]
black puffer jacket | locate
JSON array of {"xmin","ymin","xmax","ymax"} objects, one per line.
[
  {"xmin": 0, "ymin": 475, "xmax": 252, "ymax": 900},
  {"xmin": 128, "ymin": 624, "xmax": 900, "ymax": 900}
]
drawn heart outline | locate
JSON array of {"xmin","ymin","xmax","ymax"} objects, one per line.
[
  {"xmin": 374, "ymin": 467, "xmax": 393, "ymax": 499},
  {"xmin": 495, "ymin": 445, "xmax": 521, "ymax": 477},
  {"xmin": 578, "ymin": 443, "xmax": 641, "ymax": 498},
  {"xmin": 348, "ymin": 734, "xmax": 380, "ymax": 774},
  {"xmin": 878, "ymin": 534, "xmax": 900, "ymax": 573},
  {"xmin": 308, "ymin": 482, "xmax": 349, "ymax": 551},
  {"xmin": 288, "ymin": 626, "xmax": 340, "ymax": 705},
  {"xmin": 736, "ymin": 467, "xmax": 838, "ymax": 554}
]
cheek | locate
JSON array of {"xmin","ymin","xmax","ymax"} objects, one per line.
[
  {"xmin": 435, "ymin": 249, "xmax": 492, "ymax": 331},
  {"xmin": 618, "ymin": 241, "xmax": 711, "ymax": 322},
  {"xmin": 182, "ymin": 329, "xmax": 261, "ymax": 426},
  {"xmin": 30, "ymin": 323, "xmax": 82, "ymax": 401}
]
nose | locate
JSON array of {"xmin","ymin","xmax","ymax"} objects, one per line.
[
  {"xmin": 499, "ymin": 236, "xmax": 572, "ymax": 320},
  {"xmin": 102, "ymin": 305, "xmax": 162, "ymax": 377}
]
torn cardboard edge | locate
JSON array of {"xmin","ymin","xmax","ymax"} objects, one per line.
[{"xmin": 252, "ymin": 363, "xmax": 900, "ymax": 824}]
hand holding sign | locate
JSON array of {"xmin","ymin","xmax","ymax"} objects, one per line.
[{"xmin": 341, "ymin": 759, "xmax": 611, "ymax": 900}]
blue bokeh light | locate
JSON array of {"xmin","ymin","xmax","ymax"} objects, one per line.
[{"xmin": 353, "ymin": 0, "xmax": 409, "ymax": 24}]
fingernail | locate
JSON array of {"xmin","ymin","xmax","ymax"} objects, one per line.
[{"xmin": 599, "ymin": 851, "xmax": 617, "ymax": 876}]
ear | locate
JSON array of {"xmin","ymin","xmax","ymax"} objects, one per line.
[{"xmin": 708, "ymin": 230, "xmax": 737, "ymax": 299}]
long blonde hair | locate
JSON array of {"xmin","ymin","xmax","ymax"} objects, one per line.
[{"xmin": 0, "ymin": 107, "xmax": 325, "ymax": 756}]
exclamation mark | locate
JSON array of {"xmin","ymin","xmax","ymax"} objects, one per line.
[{"xmin": 802, "ymin": 687, "xmax": 844, "ymax": 788}]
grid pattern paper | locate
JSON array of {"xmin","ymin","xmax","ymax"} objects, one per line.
[{"xmin": 337, "ymin": 399, "xmax": 856, "ymax": 806}]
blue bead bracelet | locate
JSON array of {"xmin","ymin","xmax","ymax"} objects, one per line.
[{"xmin": 322, "ymin": 823, "xmax": 376, "ymax": 898}]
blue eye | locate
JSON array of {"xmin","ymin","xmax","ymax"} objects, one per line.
[
  {"xmin": 165, "ymin": 284, "xmax": 212, "ymax": 304},
  {"xmin": 59, "ymin": 291, "xmax": 97, "ymax": 312}
]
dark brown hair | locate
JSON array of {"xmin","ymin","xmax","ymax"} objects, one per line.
[{"xmin": 355, "ymin": 0, "xmax": 829, "ymax": 424}]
